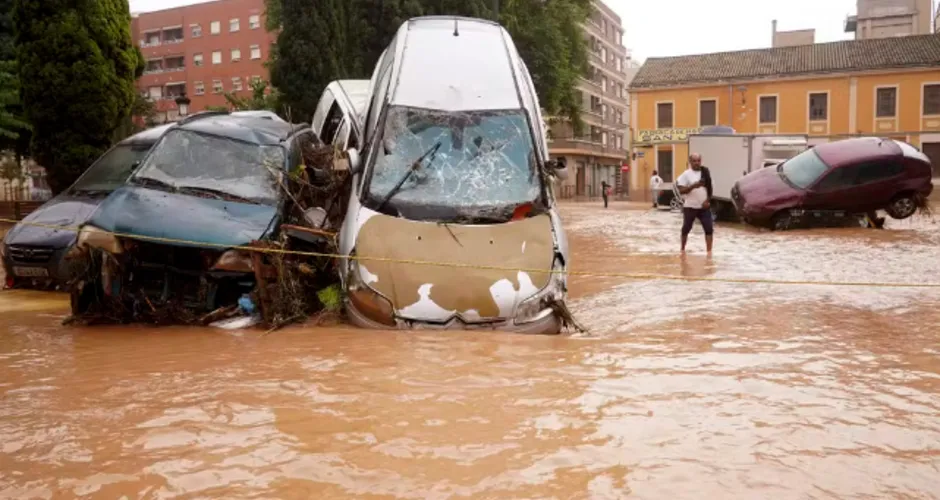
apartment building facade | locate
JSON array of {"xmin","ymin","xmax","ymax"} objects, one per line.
[
  {"xmin": 549, "ymin": 0, "xmax": 631, "ymax": 199},
  {"xmin": 628, "ymin": 34, "xmax": 940, "ymax": 197},
  {"xmin": 131, "ymin": 0, "xmax": 274, "ymax": 122},
  {"xmin": 845, "ymin": 0, "xmax": 933, "ymax": 39}
]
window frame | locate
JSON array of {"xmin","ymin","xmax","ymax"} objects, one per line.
[
  {"xmin": 212, "ymin": 79, "xmax": 223, "ymax": 94},
  {"xmin": 698, "ymin": 98, "xmax": 717, "ymax": 127},
  {"xmin": 875, "ymin": 86, "xmax": 898, "ymax": 118},
  {"xmin": 210, "ymin": 21, "xmax": 221, "ymax": 35},
  {"xmin": 229, "ymin": 18, "xmax": 240, "ymax": 32},
  {"xmin": 656, "ymin": 101, "xmax": 674, "ymax": 129},
  {"xmin": 231, "ymin": 48, "xmax": 241, "ymax": 62},
  {"xmin": 194, "ymin": 81, "xmax": 205, "ymax": 96},
  {"xmin": 232, "ymin": 77, "xmax": 242, "ymax": 92},
  {"xmin": 923, "ymin": 83, "xmax": 940, "ymax": 116},
  {"xmin": 758, "ymin": 95, "xmax": 778, "ymax": 124},
  {"xmin": 249, "ymin": 44, "xmax": 261, "ymax": 60},
  {"xmin": 249, "ymin": 14, "xmax": 261, "ymax": 29},
  {"xmin": 211, "ymin": 51, "xmax": 222, "ymax": 65},
  {"xmin": 808, "ymin": 92, "xmax": 829, "ymax": 122},
  {"xmin": 190, "ymin": 24, "xmax": 202, "ymax": 37},
  {"xmin": 193, "ymin": 53, "xmax": 203, "ymax": 67}
]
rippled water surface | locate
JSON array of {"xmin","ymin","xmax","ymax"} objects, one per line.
[{"xmin": 2, "ymin": 204, "xmax": 939, "ymax": 499}]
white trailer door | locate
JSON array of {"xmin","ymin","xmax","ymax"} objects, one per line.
[{"xmin": 688, "ymin": 135, "xmax": 750, "ymax": 202}]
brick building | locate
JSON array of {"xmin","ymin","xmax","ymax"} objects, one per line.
[{"xmin": 131, "ymin": 0, "xmax": 274, "ymax": 122}]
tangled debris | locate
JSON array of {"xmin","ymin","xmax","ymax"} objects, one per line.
[{"xmin": 67, "ymin": 139, "xmax": 350, "ymax": 330}]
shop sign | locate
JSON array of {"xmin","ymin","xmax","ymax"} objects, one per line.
[{"xmin": 635, "ymin": 127, "xmax": 704, "ymax": 145}]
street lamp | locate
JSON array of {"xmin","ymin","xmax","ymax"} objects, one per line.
[{"xmin": 175, "ymin": 92, "xmax": 191, "ymax": 119}]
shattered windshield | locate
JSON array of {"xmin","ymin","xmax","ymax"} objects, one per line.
[
  {"xmin": 71, "ymin": 144, "xmax": 152, "ymax": 193},
  {"xmin": 132, "ymin": 130, "xmax": 285, "ymax": 204},
  {"xmin": 780, "ymin": 149, "xmax": 830, "ymax": 189},
  {"xmin": 366, "ymin": 106, "xmax": 542, "ymax": 217}
]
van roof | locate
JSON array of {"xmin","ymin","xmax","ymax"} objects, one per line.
[
  {"xmin": 391, "ymin": 17, "xmax": 522, "ymax": 112},
  {"xmin": 334, "ymin": 79, "xmax": 371, "ymax": 127},
  {"xmin": 119, "ymin": 123, "xmax": 173, "ymax": 145}
]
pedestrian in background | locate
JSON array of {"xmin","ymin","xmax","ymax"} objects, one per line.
[
  {"xmin": 677, "ymin": 154, "xmax": 714, "ymax": 253},
  {"xmin": 650, "ymin": 170, "xmax": 663, "ymax": 208},
  {"xmin": 601, "ymin": 180, "xmax": 610, "ymax": 208}
]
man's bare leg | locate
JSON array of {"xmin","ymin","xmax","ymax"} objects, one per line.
[
  {"xmin": 705, "ymin": 234, "xmax": 713, "ymax": 253},
  {"xmin": 681, "ymin": 233, "xmax": 688, "ymax": 253}
]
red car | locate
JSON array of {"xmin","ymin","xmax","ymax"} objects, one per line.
[{"xmin": 732, "ymin": 138, "xmax": 934, "ymax": 230}]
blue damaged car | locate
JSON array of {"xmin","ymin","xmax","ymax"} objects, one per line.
[
  {"xmin": 69, "ymin": 112, "xmax": 319, "ymax": 316},
  {"xmin": 2, "ymin": 124, "xmax": 172, "ymax": 289}
]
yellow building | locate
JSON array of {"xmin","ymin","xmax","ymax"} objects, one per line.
[{"xmin": 628, "ymin": 33, "xmax": 940, "ymax": 196}]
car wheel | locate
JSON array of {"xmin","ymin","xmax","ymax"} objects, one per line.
[
  {"xmin": 771, "ymin": 211, "xmax": 792, "ymax": 231},
  {"xmin": 885, "ymin": 194, "xmax": 917, "ymax": 220},
  {"xmin": 669, "ymin": 196, "xmax": 682, "ymax": 211}
]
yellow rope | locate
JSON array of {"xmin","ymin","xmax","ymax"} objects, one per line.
[{"xmin": 3, "ymin": 217, "xmax": 939, "ymax": 289}]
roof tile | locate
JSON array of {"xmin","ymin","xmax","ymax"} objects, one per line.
[{"xmin": 629, "ymin": 34, "xmax": 940, "ymax": 89}]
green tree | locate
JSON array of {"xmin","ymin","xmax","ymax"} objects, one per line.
[
  {"xmin": 14, "ymin": 0, "xmax": 140, "ymax": 194},
  {"xmin": 267, "ymin": 0, "xmax": 589, "ymax": 128},
  {"xmin": 0, "ymin": 0, "xmax": 28, "ymax": 141},
  {"xmin": 224, "ymin": 79, "xmax": 281, "ymax": 111},
  {"xmin": 269, "ymin": 0, "xmax": 370, "ymax": 122}
]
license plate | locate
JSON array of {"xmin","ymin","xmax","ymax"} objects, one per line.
[{"xmin": 13, "ymin": 266, "xmax": 49, "ymax": 278}]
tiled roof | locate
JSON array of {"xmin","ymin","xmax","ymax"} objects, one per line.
[{"xmin": 629, "ymin": 34, "xmax": 940, "ymax": 90}]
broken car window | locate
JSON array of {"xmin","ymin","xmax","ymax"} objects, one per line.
[
  {"xmin": 133, "ymin": 130, "xmax": 285, "ymax": 204},
  {"xmin": 367, "ymin": 107, "xmax": 541, "ymax": 212},
  {"xmin": 781, "ymin": 149, "xmax": 830, "ymax": 190},
  {"xmin": 72, "ymin": 144, "xmax": 152, "ymax": 193}
]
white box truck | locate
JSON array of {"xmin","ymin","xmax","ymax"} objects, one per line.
[{"xmin": 688, "ymin": 133, "xmax": 809, "ymax": 220}]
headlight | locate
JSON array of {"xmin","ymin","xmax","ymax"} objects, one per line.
[
  {"xmin": 514, "ymin": 258, "xmax": 567, "ymax": 325},
  {"xmin": 347, "ymin": 252, "xmax": 396, "ymax": 326},
  {"xmin": 76, "ymin": 225, "xmax": 123, "ymax": 254},
  {"xmin": 211, "ymin": 250, "xmax": 254, "ymax": 272}
]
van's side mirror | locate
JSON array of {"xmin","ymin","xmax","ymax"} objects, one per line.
[
  {"xmin": 549, "ymin": 158, "xmax": 569, "ymax": 181},
  {"xmin": 332, "ymin": 148, "xmax": 362, "ymax": 175}
]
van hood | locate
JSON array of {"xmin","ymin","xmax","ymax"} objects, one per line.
[
  {"xmin": 354, "ymin": 210, "xmax": 556, "ymax": 323},
  {"xmin": 3, "ymin": 194, "xmax": 102, "ymax": 248},
  {"xmin": 87, "ymin": 186, "xmax": 278, "ymax": 248}
]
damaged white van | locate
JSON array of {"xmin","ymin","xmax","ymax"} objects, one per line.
[{"xmin": 336, "ymin": 17, "xmax": 572, "ymax": 335}]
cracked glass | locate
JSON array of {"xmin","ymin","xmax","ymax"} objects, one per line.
[
  {"xmin": 134, "ymin": 130, "xmax": 285, "ymax": 204},
  {"xmin": 366, "ymin": 106, "xmax": 542, "ymax": 215}
]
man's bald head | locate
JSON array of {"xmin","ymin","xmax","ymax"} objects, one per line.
[{"xmin": 689, "ymin": 154, "xmax": 702, "ymax": 170}]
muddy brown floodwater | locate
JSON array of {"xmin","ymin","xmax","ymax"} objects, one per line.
[{"xmin": 2, "ymin": 203, "xmax": 940, "ymax": 499}]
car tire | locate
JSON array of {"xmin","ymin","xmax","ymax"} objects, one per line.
[
  {"xmin": 885, "ymin": 194, "xmax": 918, "ymax": 220},
  {"xmin": 669, "ymin": 196, "xmax": 682, "ymax": 211},
  {"xmin": 771, "ymin": 211, "xmax": 793, "ymax": 231}
]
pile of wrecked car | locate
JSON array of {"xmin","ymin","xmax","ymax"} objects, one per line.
[{"xmin": 2, "ymin": 17, "xmax": 580, "ymax": 335}]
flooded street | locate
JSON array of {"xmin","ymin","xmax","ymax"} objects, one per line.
[{"xmin": 2, "ymin": 204, "xmax": 939, "ymax": 499}]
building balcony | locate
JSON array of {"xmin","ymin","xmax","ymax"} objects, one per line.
[
  {"xmin": 142, "ymin": 66, "xmax": 185, "ymax": 75},
  {"xmin": 548, "ymin": 138, "xmax": 628, "ymax": 159},
  {"xmin": 578, "ymin": 77, "xmax": 603, "ymax": 94},
  {"xmin": 140, "ymin": 40, "xmax": 161, "ymax": 48},
  {"xmin": 583, "ymin": 22, "xmax": 627, "ymax": 55},
  {"xmin": 163, "ymin": 38, "xmax": 184, "ymax": 45}
]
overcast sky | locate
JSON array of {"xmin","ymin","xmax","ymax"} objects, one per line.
[{"xmin": 128, "ymin": 0, "xmax": 918, "ymax": 61}]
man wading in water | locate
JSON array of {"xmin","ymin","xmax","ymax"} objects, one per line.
[{"xmin": 676, "ymin": 153, "xmax": 714, "ymax": 253}]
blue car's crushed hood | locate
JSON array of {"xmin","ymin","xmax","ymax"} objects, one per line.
[
  {"xmin": 3, "ymin": 195, "xmax": 102, "ymax": 248},
  {"xmin": 87, "ymin": 186, "xmax": 279, "ymax": 248}
]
